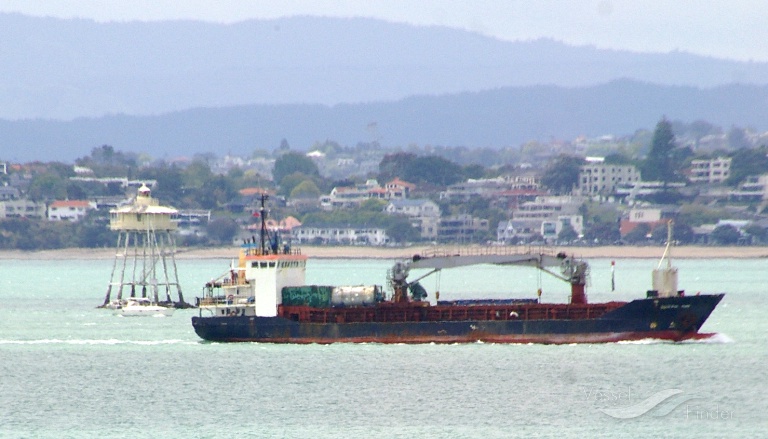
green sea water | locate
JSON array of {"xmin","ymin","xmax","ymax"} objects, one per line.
[{"xmin": 0, "ymin": 256, "xmax": 765, "ymax": 438}]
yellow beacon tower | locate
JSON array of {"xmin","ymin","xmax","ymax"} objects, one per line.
[{"xmin": 100, "ymin": 184, "xmax": 189, "ymax": 308}]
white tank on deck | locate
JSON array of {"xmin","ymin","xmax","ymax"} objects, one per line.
[
  {"xmin": 331, "ymin": 286, "xmax": 380, "ymax": 307},
  {"xmin": 652, "ymin": 267, "xmax": 678, "ymax": 297}
]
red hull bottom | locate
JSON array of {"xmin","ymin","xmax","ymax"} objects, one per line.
[{"xmin": 213, "ymin": 331, "xmax": 719, "ymax": 345}]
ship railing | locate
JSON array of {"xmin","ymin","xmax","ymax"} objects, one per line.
[
  {"xmin": 196, "ymin": 294, "xmax": 254, "ymax": 307},
  {"xmin": 204, "ymin": 269, "xmax": 246, "ymax": 289},
  {"xmin": 241, "ymin": 245, "xmax": 302, "ymax": 257},
  {"xmin": 415, "ymin": 244, "xmax": 558, "ymax": 260}
]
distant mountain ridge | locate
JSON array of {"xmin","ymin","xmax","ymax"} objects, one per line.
[
  {"xmin": 3, "ymin": 79, "xmax": 768, "ymax": 162},
  {"xmin": 2, "ymin": 13, "xmax": 768, "ymax": 120}
]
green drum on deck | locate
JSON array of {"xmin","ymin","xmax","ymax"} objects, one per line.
[{"xmin": 281, "ymin": 285, "xmax": 333, "ymax": 308}]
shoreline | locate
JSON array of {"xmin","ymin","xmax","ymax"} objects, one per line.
[{"xmin": 1, "ymin": 245, "xmax": 767, "ymax": 260}]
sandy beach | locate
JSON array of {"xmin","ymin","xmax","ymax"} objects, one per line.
[{"xmin": 1, "ymin": 244, "xmax": 767, "ymax": 260}]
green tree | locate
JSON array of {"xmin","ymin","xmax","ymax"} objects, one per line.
[
  {"xmin": 727, "ymin": 126, "xmax": 750, "ymax": 150},
  {"xmin": 206, "ymin": 218, "xmax": 239, "ymax": 244},
  {"xmin": 462, "ymin": 164, "xmax": 486, "ymax": 180},
  {"xmin": 583, "ymin": 220, "xmax": 620, "ymax": 245},
  {"xmin": 623, "ymin": 223, "xmax": 651, "ymax": 244},
  {"xmin": 386, "ymin": 218, "xmax": 420, "ymax": 244},
  {"xmin": 358, "ymin": 198, "xmax": 387, "ymax": 212},
  {"xmin": 557, "ymin": 223, "xmax": 578, "ymax": 243},
  {"xmin": 710, "ymin": 224, "xmax": 741, "ymax": 244},
  {"xmin": 413, "ymin": 156, "xmax": 463, "ymax": 186},
  {"xmin": 678, "ymin": 204, "xmax": 726, "ymax": 227},
  {"xmin": 687, "ymin": 120, "xmax": 720, "ymax": 147},
  {"xmin": 378, "ymin": 153, "xmax": 464, "ymax": 186},
  {"xmin": 278, "ymin": 172, "xmax": 313, "ymax": 198},
  {"xmin": 27, "ymin": 172, "xmax": 68, "ymax": 201},
  {"xmin": 540, "ymin": 154, "xmax": 584, "ymax": 195},
  {"xmin": 273, "ymin": 152, "xmax": 320, "ymax": 185},
  {"xmin": 75, "ymin": 144, "xmax": 140, "ymax": 176},
  {"xmin": 640, "ymin": 189, "xmax": 685, "ymax": 205},
  {"xmin": 74, "ymin": 210, "xmax": 117, "ymax": 247},
  {"xmin": 726, "ymin": 145, "xmax": 768, "ymax": 186},
  {"xmin": 183, "ymin": 160, "xmax": 214, "ymax": 190},
  {"xmin": 675, "ymin": 222, "xmax": 695, "ymax": 244},
  {"xmin": 744, "ymin": 224, "xmax": 768, "ymax": 244},
  {"xmin": 289, "ymin": 180, "xmax": 322, "ymax": 200},
  {"xmin": 650, "ymin": 221, "xmax": 694, "ymax": 244},
  {"xmin": 65, "ymin": 182, "xmax": 87, "ymax": 200},
  {"xmin": 378, "ymin": 152, "xmax": 417, "ymax": 183},
  {"xmin": 641, "ymin": 118, "xmax": 677, "ymax": 184},
  {"xmin": 603, "ymin": 153, "xmax": 633, "ymax": 164},
  {"xmin": 197, "ymin": 175, "xmax": 235, "ymax": 210},
  {"xmin": 136, "ymin": 164, "xmax": 184, "ymax": 207}
]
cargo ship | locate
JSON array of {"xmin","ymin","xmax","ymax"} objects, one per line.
[{"xmin": 191, "ymin": 199, "xmax": 723, "ymax": 344}]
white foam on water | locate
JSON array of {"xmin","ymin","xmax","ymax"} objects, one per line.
[
  {"xmin": 0, "ymin": 338, "xmax": 195, "ymax": 345},
  {"xmin": 680, "ymin": 332, "xmax": 734, "ymax": 344},
  {"xmin": 615, "ymin": 333, "xmax": 733, "ymax": 345}
]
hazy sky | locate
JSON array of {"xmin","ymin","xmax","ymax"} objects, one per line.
[{"xmin": 2, "ymin": 0, "xmax": 765, "ymax": 62}]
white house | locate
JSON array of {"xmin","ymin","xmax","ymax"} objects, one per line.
[
  {"xmin": 385, "ymin": 199, "xmax": 440, "ymax": 239},
  {"xmin": 47, "ymin": 200, "xmax": 97, "ymax": 222},
  {"xmin": 689, "ymin": 157, "xmax": 731, "ymax": 184},
  {"xmin": 512, "ymin": 196, "xmax": 584, "ymax": 221},
  {"xmin": 496, "ymin": 219, "xmax": 542, "ymax": 243},
  {"xmin": 320, "ymin": 178, "xmax": 416, "ymax": 210},
  {"xmin": 577, "ymin": 163, "xmax": 642, "ymax": 196},
  {"xmin": 541, "ymin": 215, "xmax": 584, "ymax": 242},
  {"xmin": 292, "ymin": 226, "xmax": 389, "ymax": 246},
  {"xmin": 0, "ymin": 199, "xmax": 47, "ymax": 219}
]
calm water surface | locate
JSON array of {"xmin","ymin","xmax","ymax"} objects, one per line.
[{"xmin": 0, "ymin": 257, "xmax": 765, "ymax": 438}]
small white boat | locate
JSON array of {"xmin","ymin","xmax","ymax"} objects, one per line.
[{"xmin": 113, "ymin": 298, "xmax": 174, "ymax": 317}]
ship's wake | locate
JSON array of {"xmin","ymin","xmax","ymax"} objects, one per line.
[
  {"xmin": 0, "ymin": 338, "xmax": 197, "ymax": 345},
  {"xmin": 616, "ymin": 333, "xmax": 733, "ymax": 345}
]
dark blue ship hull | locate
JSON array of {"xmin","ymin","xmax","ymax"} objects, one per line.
[{"xmin": 191, "ymin": 294, "xmax": 724, "ymax": 344}]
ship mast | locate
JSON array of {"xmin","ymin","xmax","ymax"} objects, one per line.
[
  {"xmin": 658, "ymin": 219, "xmax": 674, "ymax": 270},
  {"xmin": 256, "ymin": 193, "xmax": 280, "ymax": 255},
  {"xmin": 259, "ymin": 194, "xmax": 269, "ymax": 254}
]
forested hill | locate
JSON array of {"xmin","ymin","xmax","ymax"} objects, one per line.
[
  {"xmin": 3, "ymin": 80, "xmax": 768, "ymax": 162},
  {"xmin": 2, "ymin": 13, "xmax": 768, "ymax": 120}
]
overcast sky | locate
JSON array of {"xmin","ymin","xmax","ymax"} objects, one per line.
[{"xmin": 2, "ymin": 0, "xmax": 766, "ymax": 62}]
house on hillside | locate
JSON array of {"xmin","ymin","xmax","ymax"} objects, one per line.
[
  {"xmin": 614, "ymin": 181, "xmax": 686, "ymax": 203},
  {"xmin": 688, "ymin": 157, "xmax": 731, "ymax": 184},
  {"xmin": 384, "ymin": 177, "xmax": 416, "ymax": 199},
  {"xmin": 0, "ymin": 199, "xmax": 46, "ymax": 219},
  {"xmin": 320, "ymin": 179, "xmax": 382, "ymax": 209},
  {"xmin": 320, "ymin": 178, "xmax": 416, "ymax": 210},
  {"xmin": 729, "ymin": 175, "xmax": 768, "ymax": 203},
  {"xmin": 292, "ymin": 226, "xmax": 389, "ymax": 246},
  {"xmin": 496, "ymin": 219, "xmax": 542, "ymax": 244},
  {"xmin": 247, "ymin": 216, "xmax": 302, "ymax": 236},
  {"xmin": 47, "ymin": 200, "xmax": 97, "ymax": 222},
  {"xmin": 440, "ymin": 175, "xmax": 540, "ymax": 201},
  {"xmin": 385, "ymin": 198, "xmax": 440, "ymax": 240},
  {"xmin": 512, "ymin": 196, "xmax": 584, "ymax": 221},
  {"xmin": 576, "ymin": 163, "xmax": 641, "ymax": 197},
  {"xmin": 619, "ymin": 206, "xmax": 678, "ymax": 238},
  {"xmin": 438, "ymin": 214, "xmax": 489, "ymax": 243},
  {"xmin": 541, "ymin": 215, "xmax": 584, "ymax": 243},
  {"xmin": 0, "ymin": 186, "xmax": 20, "ymax": 201},
  {"xmin": 176, "ymin": 209, "xmax": 212, "ymax": 236}
]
